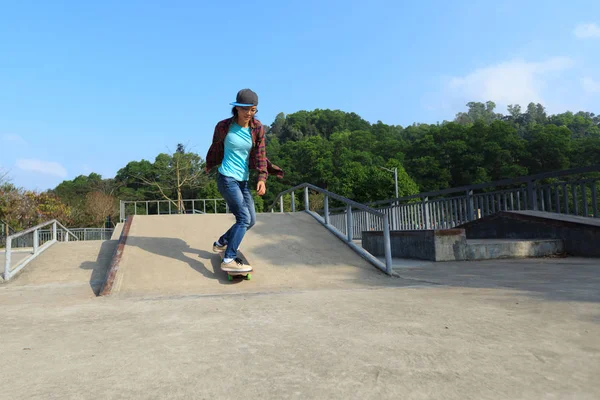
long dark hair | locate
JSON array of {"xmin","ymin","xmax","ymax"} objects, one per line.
[{"xmin": 231, "ymin": 106, "xmax": 238, "ymax": 117}]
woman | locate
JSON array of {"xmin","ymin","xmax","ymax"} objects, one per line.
[{"xmin": 205, "ymin": 89, "xmax": 283, "ymax": 272}]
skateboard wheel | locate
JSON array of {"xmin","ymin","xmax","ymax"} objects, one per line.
[
  {"xmin": 246, "ymin": 274, "xmax": 252, "ymax": 280},
  {"xmin": 227, "ymin": 274, "xmax": 233, "ymax": 281}
]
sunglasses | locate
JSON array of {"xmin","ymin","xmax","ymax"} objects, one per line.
[{"xmin": 238, "ymin": 107, "xmax": 258, "ymax": 114}]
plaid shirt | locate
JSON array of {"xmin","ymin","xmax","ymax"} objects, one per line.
[{"xmin": 205, "ymin": 117, "xmax": 283, "ymax": 182}]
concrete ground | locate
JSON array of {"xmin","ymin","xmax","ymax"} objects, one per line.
[
  {"xmin": 1, "ymin": 259, "xmax": 599, "ymax": 398},
  {"xmin": 0, "ymin": 213, "xmax": 599, "ymax": 399}
]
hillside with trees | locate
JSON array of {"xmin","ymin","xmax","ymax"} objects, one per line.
[{"xmin": 1, "ymin": 101, "xmax": 598, "ymax": 231}]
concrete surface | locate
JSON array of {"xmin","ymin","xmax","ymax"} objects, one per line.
[
  {"xmin": 1, "ymin": 213, "xmax": 599, "ymax": 398},
  {"xmin": 112, "ymin": 213, "xmax": 388, "ymax": 297},
  {"xmin": 362, "ymin": 229, "xmax": 467, "ymax": 261},
  {"xmin": 0, "ymin": 256, "xmax": 599, "ymax": 399},
  {"xmin": 459, "ymin": 211, "xmax": 600, "ymax": 257},
  {"xmin": 466, "ymin": 238, "xmax": 564, "ymax": 260},
  {"xmin": 363, "ymin": 229, "xmax": 564, "ymax": 262},
  {"xmin": 1, "ymin": 241, "xmax": 117, "ymax": 296},
  {"xmin": 111, "ymin": 223, "xmax": 123, "ymax": 240}
]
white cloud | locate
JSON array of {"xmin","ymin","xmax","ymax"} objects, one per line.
[
  {"xmin": 16, "ymin": 159, "xmax": 68, "ymax": 178},
  {"xmin": 582, "ymin": 77, "xmax": 600, "ymax": 93},
  {"xmin": 574, "ymin": 23, "xmax": 600, "ymax": 39},
  {"xmin": 2, "ymin": 134, "xmax": 27, "ymax": 145},
  {"xmin": 447, "ymin": 57, "xmax": 575, "ymax": 110}
]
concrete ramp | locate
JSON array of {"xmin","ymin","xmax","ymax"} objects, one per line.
[
  {"xmin": 2, "ymin": 241, "xmax": 117, "ymax": 297},
  {"xmin": 105, "ymin": 213, "xmax": 386, "ymax": 297}
]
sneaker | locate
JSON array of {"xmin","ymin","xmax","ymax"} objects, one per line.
[
  {"xmin": 213, "ymin": 241, "xmax": 227, "ymax": 253},
  {"xmin": 221, "ymin": 257, "xmax": 252, "ymax": 272}
]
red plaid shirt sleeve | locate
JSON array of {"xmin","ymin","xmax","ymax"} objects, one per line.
[
  {"xmin": 252, "ymin": 124, "xmax": 269, "ymax": 182},
  {"xmin": 205, "ymin": 121, "xmax": 226, "ymax": 172},
  {"xmin": 206, "ymin": 117, "xmax": 283, "ymax": 182}
]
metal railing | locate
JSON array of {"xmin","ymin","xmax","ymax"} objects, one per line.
[
  {"xmin": 324, "ymin": 165, "xmax": 600, "ymax": 240},
  {"xmin": 271, "ymin": 184, "xmax": 393, "ymax": 275},
  {"xmin": 119, "ymin": 198, "xmax": 227, "ymax": 222},
  {"xmin": 2, "ymin": 220, "xmax": 79, "ymax": 281},
  {"xmin": 3, "ymin": 228, "xmax": 114, "ymax": 249},
  {"xmin": 1, "ymin": 220, "xmax": 27, "ymax": 248}
]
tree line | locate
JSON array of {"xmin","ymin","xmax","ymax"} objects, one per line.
[{"xmin": 1, "ymin": 101, "xmax": 598, "ymax": 232}]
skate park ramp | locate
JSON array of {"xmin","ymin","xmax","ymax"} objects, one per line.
[
  {"xmin": 3, "ymin": 240, "xmax": 118, "ymax": 297},
  {"xmin": 106, "ymin": 213, "xmax": 390, "ymax": 297}
]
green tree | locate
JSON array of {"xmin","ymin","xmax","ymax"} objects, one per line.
[
  {"xmin": 132, "ymin": 144, "xmax": 208, "ymax": 213},
  {"xmin": 524, "ymin": 125, "xmax": 572, "ymax": 173}
]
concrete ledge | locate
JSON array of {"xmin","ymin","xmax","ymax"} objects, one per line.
[
  {"xmin": 466, "ymin": 239, "xmax": 564, "ymax": 260},
  {"xmin": 98, "ymin": 215, "xmax": 133, "ymax": 296},
  {"xmin": 362, "ymin": 229, "xmax": 467, "ymax": 261},
  {"xmin": 362, "ymin": 230, "xmax": 564, "ymax": 261},
  {"xmin": 458, "ymin": 211, "xmax": 600, "ymax": 257}
]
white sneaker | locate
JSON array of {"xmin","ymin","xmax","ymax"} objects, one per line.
[{"xmin": 221, "ymin": 257, "xmax": 252, "ymax": 272}]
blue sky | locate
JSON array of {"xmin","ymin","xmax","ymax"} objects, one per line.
[{"xmin": 1, "ymin": 0, "xmax": 599, "ymax": 191}]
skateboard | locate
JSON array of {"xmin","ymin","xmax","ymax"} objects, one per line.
[{"xmin": 219, "ymin": 250, "xmax": 253, "ymax": 281}]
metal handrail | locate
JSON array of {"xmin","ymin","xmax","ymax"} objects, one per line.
[
  {"xmin": 3, "ymin": 219, "xmax": 78, "ymax": 281},
  {"xmin": 7, "ymin": 220, "xmax": 79, "ymax": 242},
  {"xmin": 350, "ymin": 164, "xmax": 600, "ymax": 209},
  {"xmin": 119, "ymin": 198, "xmax": 226, "ymax": 221},
  {"xmin": 271, "ymin": 183, "xmax": 393, "ymax": 275}
]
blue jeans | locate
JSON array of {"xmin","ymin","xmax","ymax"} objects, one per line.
[{"xmin": 217, "ymin": 172, "xmax": 256, "ymax": 259}]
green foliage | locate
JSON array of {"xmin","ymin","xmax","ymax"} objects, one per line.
[
  {"xmin": 44, "ymin": 101, "xmax": 598, "ymax": 219},
  {"xmin": 262, "ymin": 104, "xmax": 598, "ymax": 209},
  {"xmin": 0, "ymin": 185, "xmax": 73, "ymax": 230}
]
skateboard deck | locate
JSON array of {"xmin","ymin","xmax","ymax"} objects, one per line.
[{"xmin": 219, "ymin": 250, "xmax": 253, "ymax": 281}]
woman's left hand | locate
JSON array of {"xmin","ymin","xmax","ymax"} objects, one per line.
[{"xmin": 257, "ymin": 181, "xmax": 266, "ymax": 196}]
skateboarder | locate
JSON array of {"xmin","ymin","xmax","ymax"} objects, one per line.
[{"xmin": 205, "ymin": 88, "xmax": 283, "ymax": 273}]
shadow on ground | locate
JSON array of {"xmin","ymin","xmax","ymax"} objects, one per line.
[
  {"xmin": 79, "ymin": 240, "xmax": 118, "ymax": 295},
  {"xmin": 124, "ymin": 236, "xmax": 235, "ymax": 285}
]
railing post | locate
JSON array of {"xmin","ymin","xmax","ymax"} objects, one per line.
[
  {"xmin": 291, "ymin": 192, "xmax": 296, "ymax": 212},
  {"xmin": 280, "ymin": 196, "xmax": 284, "ymax": 213},
  {"xmin": 52, "ymin": 221, "xmax": 57, "ymax": 242},
  {"xmin": 324, "ymin": 195, "xmax": 329, "ymax": 225},
  {"xmin": 4, "ymin": 237, "xmax": 12, "ymax": 280},
  {"xmin": 527, "ymin": 180, "xmax": 537, "ymax": 210},
  {"xmin": 382, "ymin": 216, "xmax": 393, "ymax": 275},
  {"xmin": 466, "ymin": 190, "xmax": 474, "ymax": 221},
  {"xmin": 119, "ymin": 200, "xmax": 123, "ymax": 222},
  {"xmin": 421, "ymin": 197, "xmax": 431, "ymax": 229},
  {"xmin": 346, "ymin": 204, "xmax": 353, "ymax": 242},
  {"xmin": 304, "ymin": 187, "xmax": 309, "ymax": 211},
  {"xmin": 33, "ymin": 229, "xmax": 39, "ymax": 254}
]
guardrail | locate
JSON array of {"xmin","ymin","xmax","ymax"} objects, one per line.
[
  {"xmin": 3, "ymin": 228, "xmax": 114, "ymax": 249},
  {"xmin": 119, "ymin": 199, "xmax": 227, "ymax": 222},
  {"xmin": 2, "ymin": 220, "xmax": 78, "ymax": 281},
  {"xmin": 322, "ymin": 165, "xmax": 600, "ymax": 240},
  {"xmin": 270, "ymin": 183, "xmax": 393, "ymax": 275}
]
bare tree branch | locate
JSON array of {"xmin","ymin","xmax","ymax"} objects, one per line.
[{"xmin": 134, "ymin": 174, "xmax": 179, "ymax": 209}]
